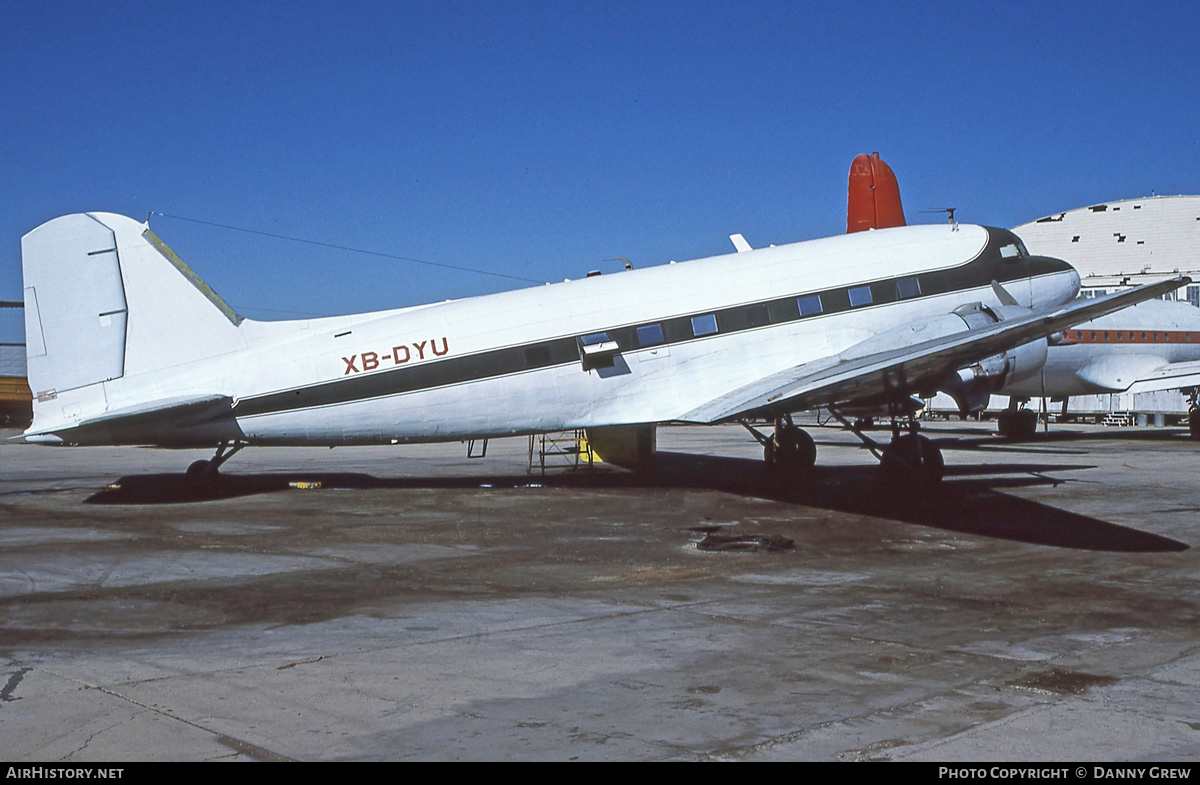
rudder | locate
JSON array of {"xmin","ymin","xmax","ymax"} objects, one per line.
[{"xmin": 22, "ymin": 214, "xmax": 129, "ymax": 395}]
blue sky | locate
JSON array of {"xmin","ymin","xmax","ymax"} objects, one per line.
[{"xmin": 2, "ymin": 0, "xmax": 1197, "ymax": 335}]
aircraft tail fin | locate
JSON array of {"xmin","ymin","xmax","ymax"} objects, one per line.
[
  {"xmin": 847, "ymin": 152, "xmax": 906, "ymax": 233},
  {"xmin": 21, "ymin": 212, "xmax": 246, "ymax": 406}
]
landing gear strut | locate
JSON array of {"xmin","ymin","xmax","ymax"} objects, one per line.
[{"xmin": 186, "ymin": 441, "xmax": 245, "ymax": 481}]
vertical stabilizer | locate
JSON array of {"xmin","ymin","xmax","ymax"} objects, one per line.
[
  {"xmin": 847, "ymin": 152, "xmax": 906, "ymax": 233},
  {"xmin": 21, "ymin": 212, "xmax": 246, "ymax": 407}
]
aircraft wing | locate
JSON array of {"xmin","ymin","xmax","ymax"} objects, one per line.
[{"xmin": 682, "ymin": 277, "xmax": 1189, "ymax": 424}]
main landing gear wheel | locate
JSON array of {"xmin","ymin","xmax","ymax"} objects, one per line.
[
  {"xmin": 881, "ymin": 434, "xmax": 944, "ymax": 484},
  {"xmin": 764, "ymin": 427, "xmax": 816, "ymax": 474},
  {"xmin": 826, "ymin": 405, "xmax": 944, "ymax": 484},
  {"xmin": 1189, "ymin": 408, "xmax": 1200, "ymax": 440},
  {"xmin": 997, "ymin": 408, "xmax": 1038, "ymax": 442}
]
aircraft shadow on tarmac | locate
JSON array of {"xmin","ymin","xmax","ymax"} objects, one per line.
[
  {"xmin": 85, "ymin": 447, "xmax": 1188, "ymax": 554},
  {"xmin": 905, "ymin": 424, "xmax": 1196, "ymax": 449}
]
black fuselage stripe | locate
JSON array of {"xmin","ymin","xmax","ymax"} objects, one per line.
[{"xmin": 233, "ymin": 228, "xmax": 1071, "ymax": 419}]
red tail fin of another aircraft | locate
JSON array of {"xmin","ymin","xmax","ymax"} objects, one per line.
[{"xmin": 847, "ymin": 152, "xmax": 906, "ymax": 233}]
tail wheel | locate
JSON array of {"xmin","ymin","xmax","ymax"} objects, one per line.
[
  {"xmin": 185, "ymin": 460, "xmax": 220, "ymax": 485},
  {"xmin": 186, "ymin": 460, "xmax": 212, "ymax": 477}
]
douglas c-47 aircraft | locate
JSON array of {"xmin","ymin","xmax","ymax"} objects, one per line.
[{"xmin": 18, "ymin": 211, "xmax": 1185, "ymax": 482}]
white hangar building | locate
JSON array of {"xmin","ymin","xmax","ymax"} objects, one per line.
[{"xmin": 1014, "ymin": 195, "xmax": 1200, "ymax": 304}]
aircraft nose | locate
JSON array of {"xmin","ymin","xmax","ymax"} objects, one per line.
[
  {"xmin": 1060, "ymin": 259, "xmax": 1081, "ymax": 293},
  {"xmin": 1030, "ymin": 255, "xmax": 1081, "ymax": 307},
  {"xmin": 1044, "ymin": 255, "xmax": 1081, "ymax": 291}
]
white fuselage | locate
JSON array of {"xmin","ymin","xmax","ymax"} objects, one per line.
[
  {"xmin": 1004, "ymin": 299, "xmax": 1200, "ymax": 397},
  {"xmin": 24, "ymin": 219, "xmax": 1080, "ymax": 447}
]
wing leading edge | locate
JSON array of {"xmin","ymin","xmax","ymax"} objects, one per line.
[{"xmin": 681, "ymin": 277, "xmax": 1190, "ymax": 424}]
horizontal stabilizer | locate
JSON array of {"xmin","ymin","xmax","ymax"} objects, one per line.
[{"xmin": 22, "ymin": 394, "xmax": 233, "ymax": 442}]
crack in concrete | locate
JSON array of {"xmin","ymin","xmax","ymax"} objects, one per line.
[{"xmin": 37, "ymin": 669, "xmax": 295, "ymax": 762}]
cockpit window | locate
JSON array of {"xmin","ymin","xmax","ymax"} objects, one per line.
[{"xmin": 999, "ymin": 236, "xmax": 1031, "ymax": 259}]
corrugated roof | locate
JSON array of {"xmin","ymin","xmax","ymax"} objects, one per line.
[{"xmin": 0, "ymin": 344, "xmax": 27, "ymax": 377}]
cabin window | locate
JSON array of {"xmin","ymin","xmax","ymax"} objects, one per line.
[
  {"xmin": 744, "ymin": 303, "xmax": 770, "ymax": 328},
  {"xmin": 896, "ymin": 277, "xmax": 921, "ymax": 299},
  {"xmin": 848, "ymin": 286, "xmax": 873, "ymax": 307},
  {"xmin": 1000, "ymin": 244, "xmax": 1020, "ymax": 259},
  {"xmin": 797, "ymin": 294, "xmax": 823, "ymax": 316},
  {"xmin": 636, "ymin": 323, "xmax": 665, "ymax": 347},
  {"xmin": 691, "ymin": 314, "xmax": 718, "ymax": 337}
]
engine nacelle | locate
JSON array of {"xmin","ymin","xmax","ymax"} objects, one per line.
[{"xmin": 937, "ymin": 303, "xmax": 1048, "ymax": 413}]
